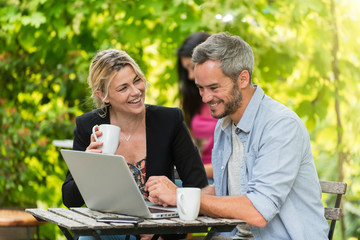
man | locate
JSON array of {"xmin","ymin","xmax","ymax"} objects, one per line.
[{"xmin": 145, "ymin": 32, "xmax": 329, "ymax": 239}]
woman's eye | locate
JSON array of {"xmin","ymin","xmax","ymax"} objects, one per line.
[
  {"xmin": 118, "ymin": 87, "xmax": 127, "ymax": 92},
  {"xmin": 134, "ymin": 78, "xmax": 141, "ymax": 83}
]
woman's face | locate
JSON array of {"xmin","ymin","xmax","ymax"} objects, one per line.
[
  {"xmin": 181, "ymin": 57, "xmax": 195, "ymax": 80},
  {"xmin": 100, "ymin": 65, "xmax": 146, "ymax": 115}
]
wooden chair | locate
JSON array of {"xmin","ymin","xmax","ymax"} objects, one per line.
[
  {"xmin": 0, "ymin": 209, "xmax": 46, "ymax": 240},
  {"xmin": 320, "ymin": 180, "xmax": 347, "ymax": 240}
]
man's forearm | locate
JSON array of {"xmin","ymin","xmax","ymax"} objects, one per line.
[
  {"xmin": 200, "ymin": 194, "xmax": 267, "ymax": 227},
  {"xmin": 201, "ymin": 185, "xmax": 215, "ymax": 195}
]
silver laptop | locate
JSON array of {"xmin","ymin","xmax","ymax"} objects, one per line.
[{"xmin": 60, "ymin": 149, "xmax": 178, "ymax": 218}]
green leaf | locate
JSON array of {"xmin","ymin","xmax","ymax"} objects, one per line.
[{"xmin": 21, "ymin": 12, "xmax": 46, "ymax": 28}]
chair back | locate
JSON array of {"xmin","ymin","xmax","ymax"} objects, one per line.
[{"xmin": 320, "ymin": 180, "xmax": 347, "ymax": 240}]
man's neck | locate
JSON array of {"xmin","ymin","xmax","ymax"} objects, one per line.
[{"xmin": 230, "ymin": 84, "xmax": 256, "ymax": 125}]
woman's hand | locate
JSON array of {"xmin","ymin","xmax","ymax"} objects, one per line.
[
  {"xmin": 145, "ymin": 176, "xmax": 178, "ymax": 207},
  {"xmin": 85, "ymin": 127, "xmax": 103, "ymax": 153}
]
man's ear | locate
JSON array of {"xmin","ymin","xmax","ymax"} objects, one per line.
[
  {"xmin": 95, "ymin": 90, "xmax": 109, "ymax": 104},
  {"xmin": 238, "ymin": 70, "xmax": 250, "ymax": 89}
]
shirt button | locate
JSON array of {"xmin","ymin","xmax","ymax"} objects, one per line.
[
  {"xmin": 221, "ymin": 166, "xmax": 225, "ymax": 169},
  {"xmin": 235, "ymin": 128, "xmax": 241, "ymax": 134}
]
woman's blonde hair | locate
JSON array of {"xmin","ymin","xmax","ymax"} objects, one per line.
[{"xmin": 88, "ymin": 49, "xmax": 146, "ymax": 112}]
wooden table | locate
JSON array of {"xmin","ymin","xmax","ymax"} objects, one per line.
[{"xmin": 26, "ymin": 208, "xmax": 245, "ymax": 240}]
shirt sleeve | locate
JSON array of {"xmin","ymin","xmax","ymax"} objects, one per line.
[{"xmin": 246, "ymin": 117, "xmax": 305, "ymax": 222}]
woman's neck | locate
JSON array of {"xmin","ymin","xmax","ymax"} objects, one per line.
[{"xmin": 109, "ymin": 107, "xmax": 146, "ymax": 134}]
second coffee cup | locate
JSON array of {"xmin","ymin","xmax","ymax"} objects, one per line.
[{"xmin": 92, "ymin": 124, "xmax": 120, "ymax": 154}]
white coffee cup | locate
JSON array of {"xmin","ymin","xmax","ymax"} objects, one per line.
[
  {"xmin": 92, "ymin": 124, "xmax": 120, "ymax": 154},
  {"xmin": 177, "ymin": 187, "xmax": 201, "ymax": 221}
]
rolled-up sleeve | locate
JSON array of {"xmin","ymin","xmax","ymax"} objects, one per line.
[{"xmin": 246, "ymin": 117, "xmax": 304, "ymax": 221}]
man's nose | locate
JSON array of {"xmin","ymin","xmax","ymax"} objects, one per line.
[{"xmin": 202, "ymin": 89, "xmax": 213, "ymax": 103}]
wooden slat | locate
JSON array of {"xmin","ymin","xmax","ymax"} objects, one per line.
[
  {"xmin": 144, "ymin": 218, "xmax": 180, "ymax": 226},
  {"xmin": 70, "ymin": 208, "xmax": 110, "ymax": 219},
  {"xmin": 217, "ymin": 218, "xmax": 246, "ymax": 225},
  {"xmin": 135, "ymin": 219, "xmax": 159, "ymax": 228},
  {"xmin": 48, "ymin": 208, "xmax": 110, "ymax": 229},
  {"xmin": 320, "ymin": 181, "xmax": 347, "ymax": 194},
  {"xmin": 25, "ymin": 209, "xmax": 86, "ymax": 230},
  {"xmin": 171, "ymin": 218, "xmax": 204, "ymax": 226},
  {"xmin": 196, "ymin": 216, "xmax": 224, "ymax": 226},
  {"xmin": 324, "ymin": 208, "xmax": 341, "ymax": 221},
  {"xmin": 102, "ymin": 212, "xmax": 158, "ymax": 227},
  {"xmin": 70, "ymin": 208, "xmax": 136, "ymax": 228},
  {"xmin": 171, "ymin": 217, "xmax": 244, "ymax": 226}
]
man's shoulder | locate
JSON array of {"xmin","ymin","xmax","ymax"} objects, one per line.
[
  {"xmin": 260, "ymin": 95, "xmax": 299, "ymax": 121},
  {"xmin": 251, "ymin": 86, "xmax": 298, "ymax": 121},
  {"xmin": 254, "ymin": 96, "xmax": 309, "ymax": 139}
]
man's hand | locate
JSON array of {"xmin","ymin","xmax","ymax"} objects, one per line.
[{"xmin": 145, "ymin": 176, "xmax": 178, "ymax": 207}]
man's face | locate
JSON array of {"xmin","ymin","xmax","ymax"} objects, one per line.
[{"xmin": 195, "ymin": 60, "xmax": 242, "ymax": 119}]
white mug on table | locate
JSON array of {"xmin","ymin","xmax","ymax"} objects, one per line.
[
  {"xmin": 177, "ymin": 187, "xmax": 201, "ymax": 221},
  {"xmin": 92, "ymin": 124, "xmax": 120, "ymax": 154}
]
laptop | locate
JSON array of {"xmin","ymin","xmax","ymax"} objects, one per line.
[{"xmin": 60, "ymin": 149, "xmax": 178, "ymax": 218}]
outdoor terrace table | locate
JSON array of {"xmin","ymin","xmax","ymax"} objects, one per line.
[{"xmin": 26, "ymin": 207, "xmax": 245, "ymax": 240}]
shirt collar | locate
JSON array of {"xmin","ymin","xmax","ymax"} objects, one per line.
[
  {"xmin": 220, "ymin": 85, "xmax": 264, "ymax": 133},
  {"xmin": 220, "ymin": 115, "xmax": 233, "ymax": 131}
]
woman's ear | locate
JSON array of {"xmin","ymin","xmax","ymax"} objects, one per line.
[{"xmin": 95, "ymin": 90, "xmax": 109, "ymax": 104}]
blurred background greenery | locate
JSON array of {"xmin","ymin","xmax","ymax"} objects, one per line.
[{"xmin": 0, "ymin": 0, "xmax": 359, "ymax": 239}]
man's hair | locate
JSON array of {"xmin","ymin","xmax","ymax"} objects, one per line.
[{"xmin": 192, "ymin": 32, "xmax": 254, "ymax": 82}]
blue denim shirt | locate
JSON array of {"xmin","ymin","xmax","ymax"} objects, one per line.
[{"xmin": 212, "ymin": 85, "xmax": 329, "ymax": 240}]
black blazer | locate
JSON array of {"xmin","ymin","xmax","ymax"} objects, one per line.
[{"xmin": 62, "ymin": 105, "xmax": 208, "ymax": 207}]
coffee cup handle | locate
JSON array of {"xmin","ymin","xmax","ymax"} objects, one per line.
[
  {"xmin": 92, "ymin": 125, "xmax": 99, "ymax": 142},
  {"xmin": 178, "ymin": 193, "xmax": 186, "ymax": 215}
]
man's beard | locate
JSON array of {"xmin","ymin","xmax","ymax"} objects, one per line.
[{"xmin": 211, "ymin": 86, "xmax": 242, "ymax": 119}]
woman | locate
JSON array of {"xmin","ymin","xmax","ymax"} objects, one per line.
[
  {"xmin": 62, "ymin": 49, "xmax": 208, "ymax": 240},
  {"xmin": 177, "ymin": 32, "xmax": 217, "ymax": 180}
]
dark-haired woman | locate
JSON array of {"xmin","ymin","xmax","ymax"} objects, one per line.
[{"xmin": 177, "ymin": 32, "xmax": 217, "ymax": 180}]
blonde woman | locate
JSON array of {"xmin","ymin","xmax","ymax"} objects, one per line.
[{"xmin": 62, "ymin": 49, "xmax": 208, "ymax": 240}]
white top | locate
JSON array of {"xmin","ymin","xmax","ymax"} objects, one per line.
[{"xmin": 228, "ymin": 123, "xmax": 244, "ymax": 196}]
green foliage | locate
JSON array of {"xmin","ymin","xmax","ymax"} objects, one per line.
[{"xmin": 1, "ymin": 0, "xmax": 359, "ymax": 239}]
